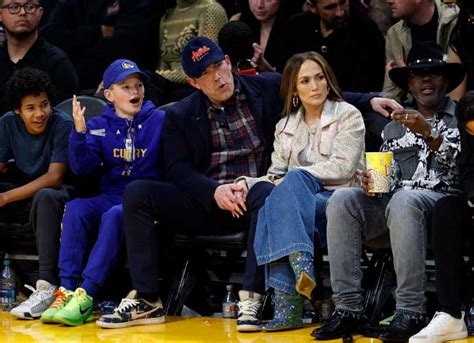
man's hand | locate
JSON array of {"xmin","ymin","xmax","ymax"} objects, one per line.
[
  {"xmin": 370, "ymin": 97, "xmax": 403, "ymax": 118},
  {"xmin": 72, "ymin": 95, "xmax": 87, "ymax": 133},
  {"xmin": 391, "ymin": 109, "xmax": 431, "ymax": 137},
  {"xmin": 214, "ymin": 183, "xmax": 248, "ymax": 217},
  {"xmin": 356, "ymin": 170, "xmax": 377, "ymax": 197},
  {"xmin": 101, "ymin": 25, "xmax": 115, "ymax": 38}
]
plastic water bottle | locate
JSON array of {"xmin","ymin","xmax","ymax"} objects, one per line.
[
  {"xmin": 0, "ymin": 259, "xmax": 17, "ymax": 305},
  {"xmin": 222, "ymin": 284, "xmax": 238, "ymax": 318}
]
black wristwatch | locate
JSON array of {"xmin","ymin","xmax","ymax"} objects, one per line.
[{"xmin": 424, "ymin": 127, "xmax": 440, "ymax": 142}]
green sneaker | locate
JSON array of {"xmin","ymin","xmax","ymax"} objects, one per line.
[
  {"xmin": 52, "ymin": 288, "xmax": 93, "ymax": 326},
  {"xmin": 41, "ymin": 287, "xmax": 73, "ymax": 323}
]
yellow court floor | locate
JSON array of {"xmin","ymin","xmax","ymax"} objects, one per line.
[{"xmin": 2, "ymin": 311, "xmax": 474, "ymax": 343}]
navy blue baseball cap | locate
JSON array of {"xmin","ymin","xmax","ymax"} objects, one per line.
[
  {"xmin": 103, "ymin": 59, "xmax": 149, "ymax": 89},
  {"xmin": 181, "ymin": 36, "xmax": 225, "ymax": 78}
]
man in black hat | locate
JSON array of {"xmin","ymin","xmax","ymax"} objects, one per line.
[{"xmin": 312, "ymin": 41, "xmax": 466, "ymax": 341}]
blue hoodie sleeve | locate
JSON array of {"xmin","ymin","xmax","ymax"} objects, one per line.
[{"xmin": 68, "ymin": 119, "xmax": 103, "ymax": 176}]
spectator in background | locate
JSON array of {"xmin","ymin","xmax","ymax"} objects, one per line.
[
  {"xmin": 42, "ymin": 0, "xmax": 158, "ymax": 91},
  {"xmin": 0, "ymin": 0, "xmax": 79, "ymax": 115},
  {"xmin": 448, "ymin": 0, "xmax": 474, "ymax": 100},
  {"xmin": 280, "ymin": 0, "xmax": 385, "ymax": 93},
  {"xmin": 384, "ymin": 0, "xmax": 459, "ymax": 102},
  {"xmin": 218, "ymin": 21, "xmax": 257, "ymax": 75},
  {"xmin": 368, "ymin": 0, "xmax": 396, "ymax": 35},
  {"xmin": 151, "ymin": 0, "xmax": 227, "ymax": 105},
  {"xmin": 230, "ymin": 0, "xmax": 301, "ymax": 72},
  {"xmin": 1, "ymin": 68, "xmax": 75, "ymax": 320}
]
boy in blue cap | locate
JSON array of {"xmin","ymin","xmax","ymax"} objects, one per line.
[{"xmin": 39, "ymin": 59, "xmax": 165, "ymax": 326}]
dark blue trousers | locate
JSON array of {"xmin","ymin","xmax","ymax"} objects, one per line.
[{"xmin": 123, "ymin": 180, "xmax": 274, "ymax": 297}]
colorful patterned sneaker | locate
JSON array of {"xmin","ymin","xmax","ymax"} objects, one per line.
[
  {"xmin": 96, "ymin": 290, "xmax": 165, "ymax": 329},
  {"xmin": 10, "ymin": 280, "xmax": 56, "ymax": 319},
  {"xmin": 41, "ymin": 287, "xmax": 73, "ymax": 323},
  {"xmin": 52, "ymin": 288, "xmax": 94, "ymax": 326}
]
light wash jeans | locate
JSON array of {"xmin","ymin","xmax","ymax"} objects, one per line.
[
  {"xmin": 326, "ymin": 187, "xmax": 448, "ymax": 315},
  {"xmin": 254, "ymin": 169, "xmax": 333, "ymax": 294}
]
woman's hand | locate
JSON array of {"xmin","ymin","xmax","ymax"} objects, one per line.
[
  {"xmin": 214, "ymin": 182, "xmax": 248, "ymax": 218},
  {"xmin": 72, "ymin": 95, "xmax": 87, "ymax": 133}
]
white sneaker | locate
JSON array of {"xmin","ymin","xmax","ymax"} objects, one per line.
[
  {"xmin": 409, "ymin": 311, "xmax": 468, "ymax": 343},
  {"xmin": 237, "ymin": 290, "xmax": 261, "ymax": 332},
  {"xmin": 10, "ymin": 280, "xmax": 56, "ymax": 319}
]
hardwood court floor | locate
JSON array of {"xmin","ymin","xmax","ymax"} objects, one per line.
[{"xmin": 2, "ymin": 311, "xmax": 474, "ymax": 343}]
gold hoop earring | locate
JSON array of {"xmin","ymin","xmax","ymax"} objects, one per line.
[{"xmin": 292, "ymin": 96, "xmax": 299, "ymax": 107}]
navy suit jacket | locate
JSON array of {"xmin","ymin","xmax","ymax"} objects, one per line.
[{"xmin": 163, "ymin": 72, "xmax": 283, "ymax": 213}]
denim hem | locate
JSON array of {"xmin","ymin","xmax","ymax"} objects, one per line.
[
  {"xmin": 256, "ymin": 242, "xmax": 313, "ymax": 266},
  {"xmin": 268, "ymin": 276, "xmax": 298, "ymax": 295},
  {"xmin": 395, "ymin": 307, "xmax": 425, "ymax": 316},
  {"xmin": 335, "ymin": 304, "xmax": 365, "ymax": 315}
]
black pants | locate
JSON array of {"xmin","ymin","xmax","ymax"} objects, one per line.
[
  {"xmin": 0, "ymin": 184, "xmax": 75, "ymax": 285},
  {"xmin": 432, "ymin": 195, "xmax": 473, "ymax": 318},
  {"xmin": 123, "ymin": 180, "xmax": 274, "ymax": 296}
]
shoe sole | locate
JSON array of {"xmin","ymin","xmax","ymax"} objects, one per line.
[
  {"xmin": 236, "ymin": 324, "xmax": 261, "ymax": 332},
  {"xmin": 409, "ymin": 331, "xmax": 468, "ymax": 343},
  {"xmin": 54, "ymin": 314, "xmax": 94, "ymax": 326},
  {"xmin": 96, "ymin": 316, "xmax": 165, "ymax": 329},
  {"xmin": 296, "ymin": 272, "xmax": 316, "ymax": 299},
  {"xmin": 261, "ymin": 324, "xmax": 304, "ymax": 332},
  {"xmin": 10, "ymin": 311, "xmax": 39, "ymax": 320}
]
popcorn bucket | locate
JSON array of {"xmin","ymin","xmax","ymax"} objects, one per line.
[{"xmin": 365, "ymin": 152, "xmax": 393, "ymax": 193}]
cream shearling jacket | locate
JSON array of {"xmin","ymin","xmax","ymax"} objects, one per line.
[{"xmin": 239, "ymin": 99, "xmax": 366, "ymax": 190}]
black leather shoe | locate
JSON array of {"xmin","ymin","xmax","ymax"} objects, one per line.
[
  {"xmin": 378, "ymin": 312, "xmax": 427, "ymax": 342},
  {"xmin": 311, "ymin": 309, "xmax": 366, "ymax": 340}
]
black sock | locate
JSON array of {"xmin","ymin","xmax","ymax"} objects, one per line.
[{"xmin": 138, "ymin": 292, "xmax": 159, "ymax": 303}]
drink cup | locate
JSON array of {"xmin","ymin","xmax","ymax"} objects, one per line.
[{"xmin": 365, "ymin": 152, "xmax": 393, "ymax": 193}]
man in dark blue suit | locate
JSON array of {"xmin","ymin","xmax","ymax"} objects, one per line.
[{"xmin": 96, "ymin": 37, "xmax": 282, "ymax": 330}]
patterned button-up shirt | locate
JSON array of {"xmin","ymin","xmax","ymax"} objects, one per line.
[
  {"xmin": 206, "ymin": 79, "xmax": 265, "ymax": 184},
  {"xmin": 381, "ymin": 98, "xmax": 460, "ymax": 193}
]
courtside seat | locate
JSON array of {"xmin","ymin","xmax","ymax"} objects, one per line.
[{"xmin": 165, "ymin": 231, "xmax": 247, "ymax": 315}]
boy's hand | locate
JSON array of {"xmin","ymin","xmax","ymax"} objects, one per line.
[{"xmin": 72, "ymin": 95, "xmax": 87, "ymax": 133}]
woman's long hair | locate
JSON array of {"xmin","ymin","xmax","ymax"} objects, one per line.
[{"xmin": 280, "ymin": 51, "xmax": 343, "ymax": 117}]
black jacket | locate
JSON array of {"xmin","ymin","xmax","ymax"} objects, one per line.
[
  {"xmin": 0, "ymin": 37, "xmax": 79, "ymax": 115},
  {"xmin": 41, "ymin": 0, "xmax": 160, "ymax": 89},
  {"xmin": 281, "ymin": 11, "xmax": 385, "ymax": 93}
]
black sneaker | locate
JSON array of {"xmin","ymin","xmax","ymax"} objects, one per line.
[
  {"xmin": 378, "ymin": 311, "xmax": 428, "ymax": 341},
  {"xmin": 96, "ymin": 290, "xmax": 165, "ymax": 329},
  {"xmin": 312, "ymin": 309, "xmax": 367, "ymax": 340}
]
